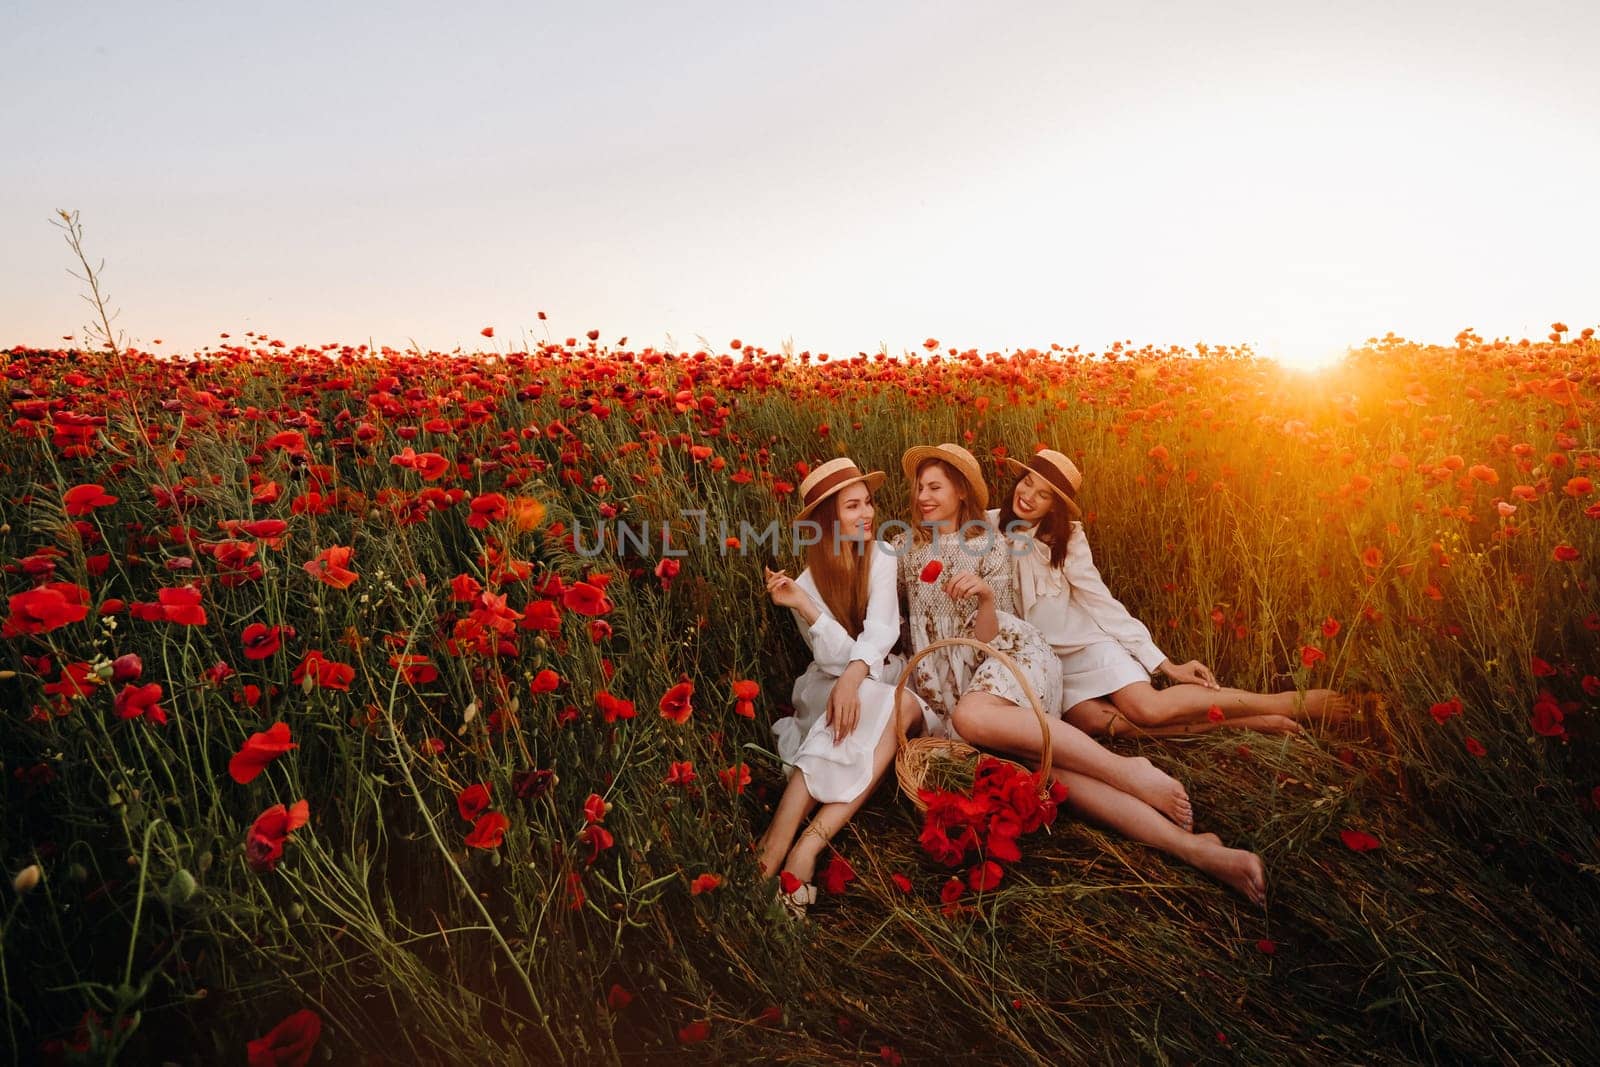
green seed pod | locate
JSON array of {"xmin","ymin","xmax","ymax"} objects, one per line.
[{"xmin": 163, "ymin": 869, "xmax": 198, "ymax": 908}]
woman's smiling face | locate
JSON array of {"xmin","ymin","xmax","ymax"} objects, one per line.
[
  {"xmin": 1011, "ymin": 471, "xmax": 1053, "ymax": 522},
  {"xmin": 915, "ymin": 461, "xmax": 964, "ymax": 529},
  {"xmin": 832, "ymin": 481, "xmax": 874, "ymax": 540}
]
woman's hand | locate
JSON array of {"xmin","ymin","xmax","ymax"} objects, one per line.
[
  {"xmin": 1158, "ymin": 658, "xmax": 1220, "ymax": 689},
  {"xmin": 827, "ymin": 664, "xmax": 868, "ymax": 744},
  {"xmin": 941, "ymin": 572, "xmax": 994, "ymax": 606},
  {"xmin": 763, "ymin": 566, "xmax": 809, "ymax": 612}
]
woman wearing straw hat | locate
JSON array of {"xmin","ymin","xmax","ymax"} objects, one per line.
[
  {"xmin": 890, "ymin": 444, "xmax": 1197, "ymax": 834},
  {"xmin": 994, "ymin": 447, "xmax": 1351, "ymax": 736},
  {"xmin": 758, "ymin": 457, "xmax": 939, "ymax": 918}
]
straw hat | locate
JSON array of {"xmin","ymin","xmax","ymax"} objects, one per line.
[
  {"xmin": 794, "ymin": 457, "xmax": 886, "ymax": 521},
  {"xmin": 1002, "ymin": 448, "xmax": 1083, "ymax": 519},
  {"xmin": 901, "ymin": 442, "xmax": 988, "ymax": 513}
]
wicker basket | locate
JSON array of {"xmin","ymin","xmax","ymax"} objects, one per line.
[{"xmin": 892, "ymin": 637, "xmax": 1055, "ymax": 811}]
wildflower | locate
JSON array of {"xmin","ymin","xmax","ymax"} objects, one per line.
[
  {"xmin": 63, "ymin": 483, "xmax": 118, "ymax": 515},
  {"xmin": 2, "ymin": 583, "xmax": 90, "ymax": 636},
  {"xmin": 919, "ymin": 559, "xmax": 944, "ymax": 583},
  {"xmin": 1339, "ymin": 829, "xmax": 1381, "ymax": 852},
  {"xmin": 820, "ymin": 853, "xmax": 856, "ymax": 894},
  {"xmin": 690, "ymin": 873, "xmax": 722, "ymax": 895},
  {"xmin": 246, "ymin": 1008, "xmax": 321, "ymax": 1067},
  {"xmin": 731, "ymin": 678, "xmax": 759, "ymax": 718},
  {"xmin": 228, "ymin": 723, "xmax": 296, "ymax": 784},
  {"xmin": 456, "ymin": 783, "xmax": 491, "ymax": 821},
  {"xmin": 465, "ymin": 811, "xmax": 509, "ymax": 849},
  {"xmin": 241, "ymin": 623, "xmax": 292, "ymax": 660},
  {"xmin": 303, "ymin": 546, "xmax": 358, "ymax": 589},
  {"xmin": 246, "ymin": 799, "xmax": 310, "ymax": 872},
  {"xmin": 659, "ymin": 676, "xmax": 695, "ymax": 723}
]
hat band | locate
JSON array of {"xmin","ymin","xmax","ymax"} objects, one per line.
[
  {"xmin": 802, "ymin": 465, "xmax": 865, "ymax": 509},
  {"xmin": 1026, "ymin": 456, "xmax": 1078, "ymax": 501}
]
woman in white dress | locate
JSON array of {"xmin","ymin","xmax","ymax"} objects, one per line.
[
  {"xmin": 994, "ymin": 448, "xmax": 1351, "ymax": 737},
  {"xmin": 757, "ymin": 458, "xmax": 937, "ymax": 916},
  {"xmin": 896, "ymin": 444, "xmax": 1270, "ymax": 904}
]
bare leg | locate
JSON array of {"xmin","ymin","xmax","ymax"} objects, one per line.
[
  {"xmin": 1108, "ymin": 682, "xmax": 1353, "ymax": 729},
  {"xmin": 783, "ymin": 693, "xmax": 923, "ymax": 883},
  {"xmin": 951, "ymin": 691, "xmax": 1193, "ymax": 830},
  {"xmin": 757, "ymin": 770, "xmax": 817, "ymax": 878},
  {"xmin": 1053, "ymin": 767, "xmax": 1266, "ymax": 906},
  {"xmin": 1064, "ymin": 696, "xmax": 1301, "ymax": 738}
]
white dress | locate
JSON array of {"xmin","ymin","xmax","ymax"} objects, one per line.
[
  {"xmin": 771, "ymin": 540, "xmax": 939, "ymax": 804},
  {"xmin": 991, "ymin": 510, "xmax": 1168, "ymax": 712}
]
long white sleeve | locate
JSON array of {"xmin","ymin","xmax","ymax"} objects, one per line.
[
  {"xmin": 842, "ymin": 542, "xmax": 900, "ymax": 681},
  {"xmin": 790, "ymin": 572, "xmax": 857, "ymax": 676},
  {"xmin": 1064, "ymin": 525, "xmax": 1166, "ymax": 673}
]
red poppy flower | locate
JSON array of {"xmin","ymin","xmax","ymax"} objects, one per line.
[
  {"xmin": 457, "ymin": 783, "xmax": 491, "ymax": 821},
  {"xmin": 968, "ymin": 860, "xmax": 1003, "ymax": 892},
  {"xmin": 147, "ymin": 585, "xmax": 207, "ymax": 626},
  {"xmin": 246, "ymin": 1008, "xmax": 322, "ymax": 1067},
  {"xmin": 303, "ymin": 546, "xmax": 358, "ymax": 589},
  {"xmin": 582, "ymin": 793, "xmax": 609, "ymax": 825},
  {"xmin": 1256, "ymin": 939, "xmax": 1278, "ymax": 955},
  {"xmin": 1339, "ymin": 829, "xmax": 1381, "ymax": 852},
  {"xmin": 1207, "ymin": 704, "xmax": 1225, "ymax": 723},
  {"xmin": 820, "ymin": 853, "xmax": 856, "ymax": 894},
  {"xmin": 291, "ymin": 650, "xmax": 354, "ymax": 691},
  {"xmin": 1360, "ymin": 546, "xmax": 1383, "ymax": 568},
  {"xmin": 529, "ymin": 669, "xmax": 561, "ymax": 694},
  {"xmin": 241, "ymin": 623, "xmax": 292, "ymax": 660},
  {"xmin": 579, "ymin": 822, "xmax": 614, "ymax": 862},
  {"xmin": 246, "ymin": 799, "xmax": 310, "ymax": 872},
  {"xmin": 717, "ymin": 763, "xmax": 751, "ymax": 794},
  {"xmin": 666, "ymin": 760, "xmax": 696, "ymax": 786},
  {"xmin": 690, "ymin": 873, "xmax": 722, "ymax": 894},
  {"xmin": 1530, "ymin": 695, "xmax": 1566, "ymax": 738},
  {"xmin": 111, "ymin": 653, "xmax": 142, "ymax": 683},
  {"xmin": 1428, "ymin": 698, "xmax": 1463, "ymax": 724},
  {"xmin": 939, "ymin": 875, "xmax": 964, "ymax": 908},
  {"xmin": 779, "ymin": 870, "xmax": 803, "ymax": 895},
  {"xmin": 63, "ymin": 483, "xmax": 118, "ymax": 516},
  {"xmin": 114, "ymin": 682, "xmax": 168, "ymax": 725},
  {"xmin": 561, "ymin": 581, "xmax": 613, "ymax": 617},
  {"xmin": 1553, "ymin": 543, "xmax": 1580, "ymax": 562},
  {"xmin": 891, "ymin": 872, "xmax": 913, "ymax": 893},
  {"xmin": 659, "ymin": 677, "xmax": 695, "ymax": 723},
  {"xmin": 919, "ymin": 559, "xmax": 944, "ymax": 583},
  {"xmin": 677, "ymin": 1020, "xmax": 710, "ymax": 1045},
  {"xmin": 731, "ymin": 678, "xmax": 759, "ymax": 718},
  {"xmin": 607, "ymin": 984, "xmax": 633, "ymax": 1011},
  {"xmin": 1464, "ymin": 736, "xmax": 1486, "ymax": 757},
  {"xmin": 3, "ymin": 582, "xmax": 91, "ymax": 636},
  {"xmin": 596, "ymin": 690, "xmax": 636, "ymax": 722},
  {"xmin": 467, "ymin": 492, "xmax": 509, "ymax": 529},
  {"xmin": 465, "ymin": 811, "xmax": 509, "ymax": 849},
  {"xmin": 414, "ymin": 452, "xmax": 450, "ymax": 480},
  {"xmin": 1299, "ymin": 645, "xmax": 1325, "ymax": 669},
  {"xmin": 480, "ymin": 326, "xmax": 495, "ymax": 338},
  {"xmin": 1321, "ymin": 617, "xmax": 1340, "ymax": 639},
  {"xmin": 389, "ymin": 654, "xmax": 438, "ymax": 685},
  {"xmin": 228, "ymin": 722, "xmax": 296, "ymax": 784}
]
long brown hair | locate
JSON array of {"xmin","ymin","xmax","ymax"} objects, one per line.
[
  {"xmin": 804, "ymin": 492, "xmax": 873, "ymax": 637},
  {"xmin": 997, "ymin": 475, "xmax": 1072, "ymax": 569},
  {"xmin": 909, "ymin": 459, "xmax": 989, "ymax": 547}
]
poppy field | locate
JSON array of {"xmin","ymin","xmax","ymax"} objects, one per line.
[{"xmin": 1, "ymin": 328, "xmax": 1597, "ymax": 1064}]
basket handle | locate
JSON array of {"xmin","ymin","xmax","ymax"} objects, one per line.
[{"xmin": 892, "ymin": 636, "xmax": 1054, "ymax": 787}]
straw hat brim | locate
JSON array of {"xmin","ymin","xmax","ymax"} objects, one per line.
[
  {"xmin": 794, "ymin": 469, "xmax": 886, "ymax": 521},
  {"xmin": 902, "ymin": 445, "xmax": 988, "ymax": 514},
  {"xmin": 1002, "ymin": 457, "xmax": 1083, "ymax": 518}
]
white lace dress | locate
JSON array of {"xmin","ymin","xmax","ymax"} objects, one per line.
[
  {"xmin": 772, "ymin": 540, "xmax": 939, "ymax": 804},
  {"xmin": 888, "ymin": 524, "xmax": 1062, "ymax": 739}
]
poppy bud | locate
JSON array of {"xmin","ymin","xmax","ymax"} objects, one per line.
[
  {"xmin": 12, "ymin": 864, "xmax": 42, "ymax": 895},
  {"xmin": 163, "ymin": 868, "xmax": 198, "ymax": 907},
  {"xmin": 111, "ymin": 653, "xmax": 142, "ymax": 683}
]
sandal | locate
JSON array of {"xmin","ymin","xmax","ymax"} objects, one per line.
[{"xmin": 777, "ymin": 879, "xmax": 817, "ymax": 921}]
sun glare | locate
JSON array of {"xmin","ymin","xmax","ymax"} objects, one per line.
[{"xmin": 1261, "ymin": 337, "xmax": 1350, "ymax": 373}]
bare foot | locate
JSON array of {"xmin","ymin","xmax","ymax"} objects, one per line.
[
  {"xmin": 1299, "ymin": 689, "xmax": 1353, "ymax": 727},
  {"xmin": 1124, "ymin": 755, "xmax": 1193, "ymax": 830},
  {"xmin": 1193, "ymin": 843, "xmax": 1267, "ymax": 906},
  {"xmin": 1256, "ymin": 714, "xmax": 1302, "ymax": 735}
]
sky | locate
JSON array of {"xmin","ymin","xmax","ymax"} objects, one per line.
[{"xmin": 3, "ymin": 0, "xmax": 1599, "ymax": 368}]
